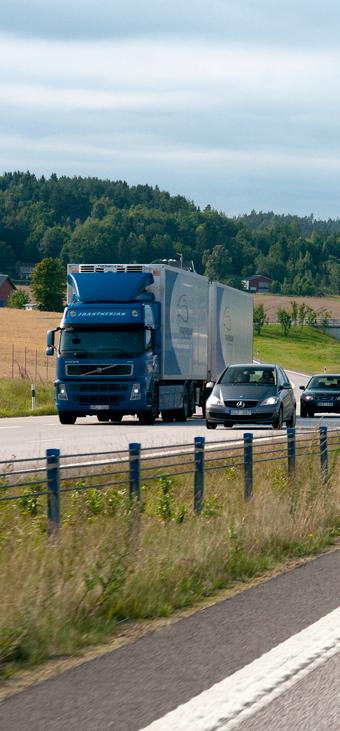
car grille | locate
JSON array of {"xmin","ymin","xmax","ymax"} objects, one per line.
[
  {"xmin": 66, "ymin": 364, "xmax": 132, "ymax": 376},
  {"xmin": 315, "ymin": 393, "xmax": 338, "ymax": 401},
  {"xmin": 224, "ymin": 400, "xmax": 259, "ymax": 408},
  {"xmin": 68, "ymin": 382, "xmax": 129, "ymax": 406}
]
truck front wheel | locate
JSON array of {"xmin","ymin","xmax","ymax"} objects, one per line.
[
  {"xmin": 59, "ymin": 412, "xmax": 77, "ymax": 425},
  {"xmin": 138, "ymin": 387, "xmax": 158, "ymax": 425}
]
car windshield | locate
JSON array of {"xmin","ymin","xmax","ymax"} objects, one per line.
[
  {"xmin": 219, "ymin": 367, "xmax": 276, "ymax": 385},
  {"xmin": 60, "ymin": 327, "xmax": 147, "ymax": 358},
  {"xmin": 308, "ymin": 376, "xmax": 340, "ymax": 390}
]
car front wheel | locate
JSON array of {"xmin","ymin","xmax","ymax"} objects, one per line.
[
  {"xmin": 206, "ymin": 420, "xmax": 217, "ymax": 429},
  {"xmin": 286, "ymin": 408, "xmax": 296, "ymax": 428},
  {"xmin": 273, "ymin": 407, "xmax": 283, "ymax": 430}
]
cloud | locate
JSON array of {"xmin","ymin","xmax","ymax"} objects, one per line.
[
  {"xmin": 2, "ymin": 0, "xmax": 340, "ymax": 46},
  {"xmin": 2, "ymin": 3, "xmax": 340, "ymax": 217}
]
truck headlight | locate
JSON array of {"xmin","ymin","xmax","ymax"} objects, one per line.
[
  {"xmin": 57, "ymin": 383, "xmax": 68, "ymax": 400},
  {"xmin": 130, "ymin": 383, "xmax": 141, "ymax": 400}
]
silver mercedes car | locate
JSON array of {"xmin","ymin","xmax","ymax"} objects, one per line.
[{"xmin": 205, "ymin": 363, "xmax": 296, "ymax": 429}]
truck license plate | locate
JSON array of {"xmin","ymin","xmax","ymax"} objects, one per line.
[
  {"xmin": 90, "ymin": 405, "xmax": 109, "ymax": 410},
  {"xmin": 230, "ymin": 409, "xmax": 252, "ymax": 416}
]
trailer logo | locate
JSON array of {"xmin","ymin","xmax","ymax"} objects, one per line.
[
  {"xmin": 222, "ymin": 306, "xmax": 234, "ymax": 344},
  {"xmin": 176, "ymin": 294, "xmax": 192, "ymax": 339}
]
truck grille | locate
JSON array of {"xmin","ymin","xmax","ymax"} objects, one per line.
[
  {"xmin": 68, "ymin": 382, "xmax": 129, "ymax": 406},
  {"xmin": 66, "ymin": 364, "xmax": 132, "ymax": 376}
]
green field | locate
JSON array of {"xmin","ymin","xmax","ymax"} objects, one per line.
[
  {"xmin": 0, "ymin": 380, "xmax": 55, "ymax": 418},
  {"xmin": 254, "ymin": 325, "xmax": 340, "ymax": 374}
]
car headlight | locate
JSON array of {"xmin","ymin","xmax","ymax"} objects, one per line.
[
  {"xmin": 304, "ymin": 395, "xmax": 314, "ymax": 401},
  {"xmin": 261, "ymin": 396, "xmax": 278, "ymax": 406},
  {"xmin": 207, "ymin": 392, "xmax": 224, "ymax": 406},
  {"xmin": 57, "ymin": 383, "xmax": 68, "ymax": 400},
  {"xmin": 130, "ymin": 383, "xmax": 141, "ymax": 400}
]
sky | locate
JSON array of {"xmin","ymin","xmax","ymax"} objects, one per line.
[{"xmin": 2, "ymin": 0, "xmax": 340, "ymax": 218}]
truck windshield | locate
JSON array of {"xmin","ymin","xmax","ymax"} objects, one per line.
[{"xmin": 60, "ymin": 327, "xmax": 147, "ymax": 358}]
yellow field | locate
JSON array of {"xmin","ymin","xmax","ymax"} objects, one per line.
[
  {"xmin": 254, "ymin": 293, "xmax": 340, "ymax": 321},
  {"xmin": 0, "ymin": 309, "xmax": 60, "ymax": 381}
]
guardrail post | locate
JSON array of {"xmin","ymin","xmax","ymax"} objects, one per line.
[
  {"xmin": 129, "ymin": 442, "xmax": 141, "ymax": 501},
  {"xmin": 47, "ymin": 448, "xmax": 60, "ymax": 538},
  {"xmin": 319, "ymin": 426, "xmax": 328, "ymax": 482},
  {"xmin": 287, "ymin": 427, "xmax": 296, "ymax": 478},
  {"xmin": 243, "ymin": 433, "xmax": 253, "ymax": 501},
  {"xmin": 194, "ymin": 436, "xmax": 205, "ymax": 515}
]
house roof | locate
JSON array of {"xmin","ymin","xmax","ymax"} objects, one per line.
[
  {"xmin": 245, "ymin": 274, "xmax": 272, "ymax": 282},
  {"xmin": 0, "ymin": 274, "xmax": 16, "ymax": 289}
]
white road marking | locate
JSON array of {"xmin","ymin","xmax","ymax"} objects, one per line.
[
  {"xmin": 141, "ymin": 607, "xmax": 340, "ymax": 731},
  {"xmin": 0, "ymin": 426, "xmax": 21, "ymax": 429}
]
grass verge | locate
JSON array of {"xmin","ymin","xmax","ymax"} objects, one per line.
[
  {"xmin": 0, "ymin": 379, "xmax": 55, "ymax": 417},
  {"xmin": 0, "ymin": 444, "xmax": 339, "ymax": 679},
  {"xmin": 254, "ymin": 325, "xmax": 340, "ymax": 373}
]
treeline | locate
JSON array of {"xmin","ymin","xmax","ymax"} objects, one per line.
[{"xmin": 0, "ymin": 171, "xmax": 339, "ymax": 295}]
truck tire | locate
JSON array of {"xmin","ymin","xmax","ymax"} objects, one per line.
[
  {"xmin": 97, "ymin": 412, "xmax": 110, "ymax": 422},
  {"xmin": 161, "ymin": 410, "xmax": 176, "ymax": 422},
  {"xmin": 138, "ymin": 387, "xmax": 158, "ymax": 425},
  {"xmin": 188, "ymin": 382, "xmax": 196, "ymax": 417},
  {"xmin": 59, "ymin": 412, "xmax": 77, "ymax": 425},
  {"xmin": 174, "ymin": 387, "xmax": 190, "ymax": 422},
  {"xmin": 109, "ymin": 413, "xmax": 123, "ymax": 423}
]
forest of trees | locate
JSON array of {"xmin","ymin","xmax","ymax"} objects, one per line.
[{"xmin": 0, "ymin": 171, "xmax": 339, "ymax": 295}]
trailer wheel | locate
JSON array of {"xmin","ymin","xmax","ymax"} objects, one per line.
[
  {"xmin": 174, "ymin": 388, "xmax": 190, "ymax": 422},
  {"xmin": 59, "ymin": 412, "xmax": 77, "ymax": 425}
]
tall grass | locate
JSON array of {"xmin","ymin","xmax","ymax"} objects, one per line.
[
  {"xmin": 0, "ymin": 447, "xmax": 339, "ymax": 677},
  {"xmin": 0, "ymin": 379, "xmax": 55, "ymax": 417}
]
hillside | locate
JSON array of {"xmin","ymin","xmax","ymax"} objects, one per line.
[
  {"xmin": 254, "ymin": 325, "xmax": 340, "ymax": 373},
  {"xmin": 254, "ymin": 293, "xmax": 340, "ymax": 321},
  {"xmin": 0, "ymin": 171, "xmax": 339, "ymax": 297}
]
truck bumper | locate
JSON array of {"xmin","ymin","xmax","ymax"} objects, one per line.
[{"xmin": 55, "ymin": 380, "xmax": 148, "ymax": 416}]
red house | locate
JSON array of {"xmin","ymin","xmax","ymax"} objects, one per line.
[
  {"xmin": 243, "ymin": 274, "xmax": 272, "ymax": 293},
  {"xmin": 0, "ymin": 274, "xmax": 16, "ymax": 306}
]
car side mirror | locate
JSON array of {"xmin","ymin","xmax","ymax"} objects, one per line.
[
  {"xmin": 206, "ymin": 381, "xmax": 215, "ymax": 389},
  {"xmin": 299, "ymin": 385, "xmax": 305, "ymax": 391}
]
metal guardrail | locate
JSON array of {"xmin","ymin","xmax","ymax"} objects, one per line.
[{"xmin": 0, "ymin": 427, "xmax": 339, "ymax": 538}]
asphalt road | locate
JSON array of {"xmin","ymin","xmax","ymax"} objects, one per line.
[
  {"xmin": 0, "ymin": 367, "xmax": 339, "ymax": 462},
  {"xmin": 1, "ymin": 550, "xmax": 339, "ymax": 730}
]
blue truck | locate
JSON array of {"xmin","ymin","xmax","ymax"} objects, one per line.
[{"xmin": 46, "ymin": 263, "xmax": 253, "ymax": 424}]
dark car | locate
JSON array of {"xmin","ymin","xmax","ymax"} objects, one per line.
[
  {"xmin": 205, "ymin": 363, "xmax": 296, "ymax": 429},
  {"xmin": 300, "ymin": 373, "xmax": 340, "ymax": 417}
]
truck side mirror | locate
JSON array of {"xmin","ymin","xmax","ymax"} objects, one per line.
[{"xmin": 46, "ymin": 329, "xmax": 56, "ymax": 356}]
